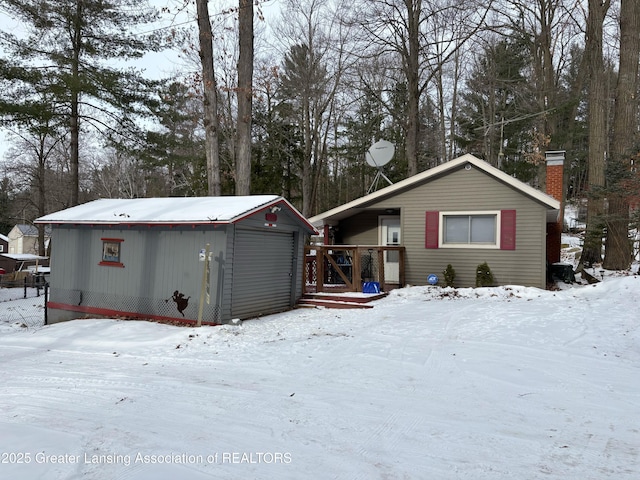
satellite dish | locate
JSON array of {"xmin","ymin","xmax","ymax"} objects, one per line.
[
  {"xmin": 365, "ymin": 139, "xmax": 395, "ymax": 194},
  {"xmin": 365, "ymin": 139, "xmax": 395, "ymax": 167}
]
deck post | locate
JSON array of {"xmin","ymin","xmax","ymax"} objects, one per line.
[
  {"xmin": 323, "ymin": 224, "xmax": 331, "ymax": 245},
  {"xmin": 352, "ymin": 248, "xmax": 362, "ymax": 291},
  {"xmin": 316, "ymin": 248, "xmax": 324, "ymax": 293},
  {"xmin": 377, "ymin": 249, "xmax": 385, "ymax": 289}
]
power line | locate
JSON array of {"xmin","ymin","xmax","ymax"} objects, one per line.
[
  {"xmin": 133, "ymin": 0, "xmax": 277, "ymax": 37},
  {"xmin": 473, "ymin": 103, "xmax": 568, "ymax": 133}
]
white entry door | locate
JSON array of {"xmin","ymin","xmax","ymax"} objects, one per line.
[{"xmin": 379, "ymin": 216, "xmax": 401, "ymax": 283}]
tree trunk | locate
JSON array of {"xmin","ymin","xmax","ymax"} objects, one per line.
[
  {"xmin": 301, "ymin": 96, "xmax": 313, "ymax": 217},
  {"xmin": 236, "ymin": 0, "xmax": 254, "ymax": 195},
  {"xmin": 560, "ymin": 47, "xmax": 590, "ymax": 202},
  {"xmin": 37, "ymin": 137, "xmax": 46, "ymax": 257},
  {"xmin": 580, "ymin": 0, "xmax": 611, "ymax": 268},
  {"xmin": 70, "ymin": 0, "xmax": 83, "ymax": 206},
  {"xmin": 196, "ymin": 0, "xmax": 221, "ymax": 196},
  {"xmin": 436, "ymin": 64, "xmax": 446, "ymax": 164},
  {"xmin": 448, "ymin": 50, "xmax": 461, "ymax": 161},
  {"xmin": 70, "ymin": 90, "xmax": 80, "ymax": 206},
  {"xmin": 405, "ymin": 0, "xmax": 421, "ymax": 177},
  {"xmin": 536, "ymin": 0, "xmax": 559, "ymax": 191},
  {"xmin": 603, "ymin": 0, "xmax": 640, "ymax": 270}
]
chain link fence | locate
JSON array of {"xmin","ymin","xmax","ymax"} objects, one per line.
[{"xmin": 0, "ymin": 277, "xmax": 48, "ymax": 330}]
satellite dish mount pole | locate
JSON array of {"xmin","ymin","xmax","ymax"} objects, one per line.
[{"xmin": 367, "ymin": 168, "xmax": 393, "ymax": 194}]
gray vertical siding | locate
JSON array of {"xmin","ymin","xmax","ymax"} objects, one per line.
[
  {"xmin": 49, "ymin": 226, "xmax": 228, "ymax": 323},
  {"xmin": 47, "ymin": 204, "xmax": 313, "ymax": 323},
  {"xmin": 230, "ymin": 227, "xmax": 295, "ymax": 319},
  {"xmin": 231, "ymin": 207, "xmax": 309, "ymax": 301},
  {"xmin": 338, "ymin": 164, "xmax": 550, "ymax": 288}
]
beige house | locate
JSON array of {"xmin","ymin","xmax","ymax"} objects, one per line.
[
  {"xmin": 308, "ymin": 154, "xmax": 563, "ymax": 289},
  {"xmin": 7, "ymin": 224, "xmax": 50, "ymax": 255}
]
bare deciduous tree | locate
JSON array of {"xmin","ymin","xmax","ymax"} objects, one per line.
[
  {"xmin": 235, "ymin": 0, "xmax": 254, "ymax": 195},
  {"xmin": 603, "ymin": 0, "xmax": 640, "ymax": 269},
  {"xmin": 580, "ymin": 0, "xmax": 611, "ymax": 268},
  {"xmin": 196, "ymin": 0, "xmax": 222, "ymax": 196},
  {"xmin": 349, "ymin": 0, "xmax": 492, "ymax": 177},
  {"xmin": 498, "ymin": 0, "xmax": 584, "ymax": 187},
  {"xmin": 275, "ymin": 0, "xmax": 352, "ymax": 216}
]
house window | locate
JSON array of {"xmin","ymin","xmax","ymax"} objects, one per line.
[
  {"xmin": 443, "ymin": 214, "xmax": 497, "ymax": 246},
  {"xmin": 99, "ymin": 238, "xmax": 125, "ymax": 267},
  {"xmin": 425, "ymin": 210, "xmax": 516, "ymax": 250}
]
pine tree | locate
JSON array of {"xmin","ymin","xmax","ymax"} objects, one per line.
[
  {"xmin": 456, "ymin": 37, "xmax": 535, "ymax": 173},
  {"xmin": 278, "ymin": 43, "xmax": 330, "ymax": 216},
  {"xmin": 0, "ymin": 0, "xmax": 164, "ymax": 206},
  {"xmin": 144, "ymin": 81, "xmax": 207, "ymax": 197},
  {"xmin": 251, "ymin": 96, "xmax": 303, "ymax": 201}
]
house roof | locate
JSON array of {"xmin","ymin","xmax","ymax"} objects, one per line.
[
  {"xmin": 0, "ymin": 234, "xmax": 8, "ymax": 242},
  {"xmin": 308, "ymin": 154, "xmax": 561, "ymax": 226},
  {"xmin": 12, "ymin": 224, "xmax": 52, "ymax": 236},
  {"xmin": 35, "ymin": 195, "xmax": 317, "ymax": 233},
  {"xmin": 1, "ymin": 253, "xmax": 48, "ymax": 261}
]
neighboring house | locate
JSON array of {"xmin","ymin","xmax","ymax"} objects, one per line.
[
  {"xmin": 0, "ymin": 234, "xmax": 8, "ymax": 274},
  {"xmin": 0, "ymin": 233, "xmax": 7, "ymax": 255},
  {"xmin": 36, "ymin": 195, "xmax": 317, "ymax": 325},
  {"xmin": 308, "ymin": 153, "xmax": 563, "ymax": 290},
  {"xmin": 1, "ymin": 229, "xmax": 50, "ymax": 275},
  {"xmin": 7, "ymin": 224, "xmax": 51, "ymax": 255}
]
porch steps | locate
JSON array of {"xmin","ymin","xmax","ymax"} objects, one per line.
[{"xmin": 296, "ymin": 292, "xmax": 387, "ymax": 310}]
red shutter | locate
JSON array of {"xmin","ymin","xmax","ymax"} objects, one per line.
[
  {"xmin": 500, "ymin": 210, "xmax": 516, "ymax": 250},
  {"xmin": 425, "ymin": 211, "xmax": 439, "ymax": 248}
]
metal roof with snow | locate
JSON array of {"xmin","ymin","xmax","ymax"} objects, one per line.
[{"xmin": 35, "ymin": 195, "xmax": 316, "ymax": 233}]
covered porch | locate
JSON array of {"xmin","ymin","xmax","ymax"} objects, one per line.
[{"xmin": 303, "ymin": 245, "xmax": 406, "ymax": 294}]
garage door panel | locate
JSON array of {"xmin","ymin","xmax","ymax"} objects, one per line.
[{"xmin": 231, "ymin": 229, "xmax": 294, "ymax": 318}]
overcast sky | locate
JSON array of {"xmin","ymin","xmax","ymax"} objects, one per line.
[{"xmin": 0, "ymin": 0, "xmax": 283, "ymax": 172}]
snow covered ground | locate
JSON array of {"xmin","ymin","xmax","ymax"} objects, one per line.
[
  {"xmin": 0, "ymin": 272, "xmax": 639, "ymax": 479},
  {"xmin": 0, "ymin": 288, "xmax": 47, "ymax": 330}
]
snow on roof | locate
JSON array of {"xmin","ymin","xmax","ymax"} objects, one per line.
[
  {"xmin": 309, "ymin": 154, "xmax": 561, "ymax": 226},
  {"xmin": 1, "ymin": 253, "xmax": 48, "ymax": 261},
  {"xmin": 35, "ymin": 195, "xmax": 294, "ymax": 226}
]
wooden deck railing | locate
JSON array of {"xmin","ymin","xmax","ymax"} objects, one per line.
[{"xmin": 304, "ymin": 245, "xmax": 405, "ymax": 293}]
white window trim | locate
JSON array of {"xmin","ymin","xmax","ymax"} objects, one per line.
[{"xmin": 439, "ymin": 210, "xmax": 501, "ymax": 249}]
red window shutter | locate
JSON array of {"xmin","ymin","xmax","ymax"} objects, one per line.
[
  {"xmin": 425, "ymin": 211, "xmax": 439, "ymax": 248},
  {"xmin": 500, "ymin": 210, "xmax": 516, "ymax": 250}
]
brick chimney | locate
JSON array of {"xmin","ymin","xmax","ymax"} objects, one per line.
[{"xmin": 545, "ymin": 151, "xmax": 565, "ymax": 264}]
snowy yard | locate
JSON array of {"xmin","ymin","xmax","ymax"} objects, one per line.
[
  {"xmin": 0, "ymin": 287, "xmax": 47, "ymax": 331},
  {"xmin": 0, "ymin": 273, "xmax": 638, "ymax": 479}
]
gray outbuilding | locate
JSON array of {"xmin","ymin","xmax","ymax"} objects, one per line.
[{"xmin": 35, "ymin": 195, "xmax": 317, "ymax": 325}]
